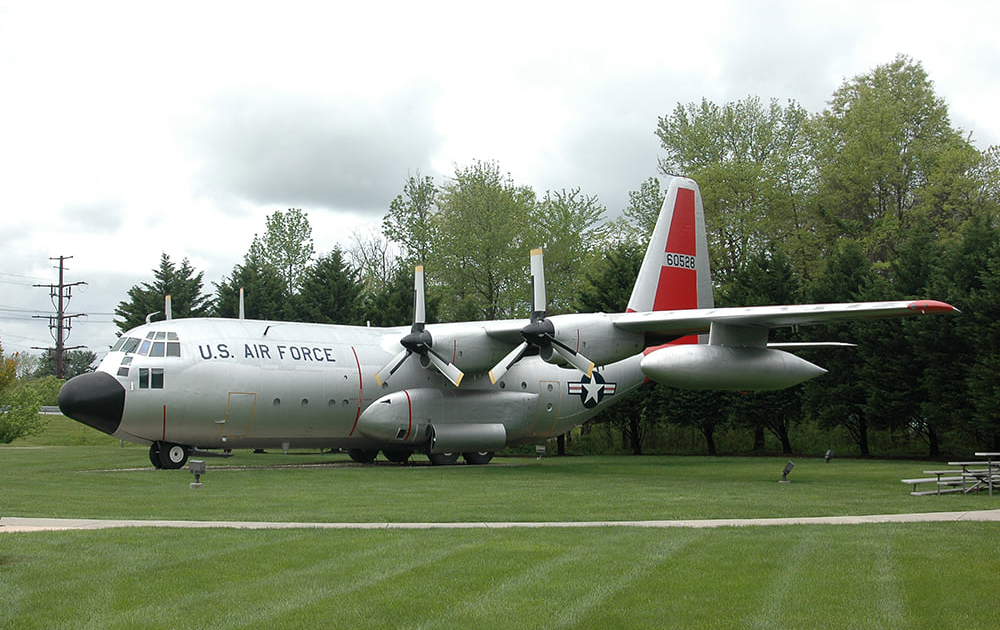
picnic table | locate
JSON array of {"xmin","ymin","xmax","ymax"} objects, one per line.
[
  {"xmin": 974, "ymin": 452, "xmax": 1000, "ymax": 495},
  {"xmin": 948, "ymin": 458, "xmax": 1000, "ymax": 496}
]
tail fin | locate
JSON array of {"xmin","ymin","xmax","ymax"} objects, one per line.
[{"xmin": 627, "ymin": 177, "xmax": 713, "ymax": 317}]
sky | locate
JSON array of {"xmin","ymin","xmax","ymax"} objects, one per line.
[{"xmin": 1, "ymin": 0, "xmax": 998, "ymax": 360}]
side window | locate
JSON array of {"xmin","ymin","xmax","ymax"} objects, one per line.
[{"xmin": 137, "ymin": 368, "xmax": 165, "ymax": 389}]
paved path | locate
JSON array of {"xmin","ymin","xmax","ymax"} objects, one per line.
[{"xmin": 4, "ymin": 509, "xmax": 1000, "ymax": 532}]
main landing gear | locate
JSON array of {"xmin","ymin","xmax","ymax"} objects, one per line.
[
  {"xmin": 347, "ymin": 448, "xmax": 495, "ymax": 466},
  {"xmin": 149, "ymin": 441, "xmax": 190, "ymax": 470}
]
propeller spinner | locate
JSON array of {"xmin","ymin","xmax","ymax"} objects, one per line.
[
  {"xmin": 375, "ymin": 265, "xmax": 464, "ymax": 387},
  {"xmin": 488, "ymin": 249, "xmax": 595, "ymax": 383}
]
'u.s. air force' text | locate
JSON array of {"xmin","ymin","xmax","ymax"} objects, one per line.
[{"xmin": 198, "ymin": 343, "xmax": 336, "ymax": 362}]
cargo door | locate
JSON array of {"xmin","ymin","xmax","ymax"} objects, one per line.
[{"xmin": 220, "ymin": 392, "xmax": 257, "ymax": 438}]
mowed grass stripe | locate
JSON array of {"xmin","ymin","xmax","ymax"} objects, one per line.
[
  {"xmin": 4, "ymin": 523, "xmax": 1000, "ymax": 629},
  {"xmin": 2, "ymin": 447, "xmax": 995, "ymax": 523}
]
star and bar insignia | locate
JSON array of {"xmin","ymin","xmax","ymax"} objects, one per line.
[{"xmin": 568, "ymin": 371, "xmax": 617, "ymax": 408}]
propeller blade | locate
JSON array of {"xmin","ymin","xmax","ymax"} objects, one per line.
[
  {"xmin": 374, "ymin": 348, "xmax": 410, "ymax": 387},
  {"xmin": 550, "ymin": 340, "xmax": 595, "ymax": 377},
  {"xmin": 413, "ymin": 265, "xmax": 425, "ymax": 326},
  {"xmin": 426, "ymin": 349, "xmax": 465, "ymax": 387},
  {"xmin": 489, "ymin": 342, "xmax": 529, "ymax": 384},
  {"xmin": 529, "ymin": 248, "xmax": 546, "ymax": 317}
]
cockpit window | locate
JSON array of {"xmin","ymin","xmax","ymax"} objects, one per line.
[
  {"xmin": 121, "ymin": 338, "xmax": 141, "ymax": 354},
  {"xmin": 115, "ymin": 332, "xmax": 181, "ymax": 358}
]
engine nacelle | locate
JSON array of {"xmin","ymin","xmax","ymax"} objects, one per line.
[
  {"xmin": 640, "ymin": 345, "xmax": 826, "ymax": 391},
  {"xmin": 356, "ymin": 388, "xmax": 535, "ymax": 448}
]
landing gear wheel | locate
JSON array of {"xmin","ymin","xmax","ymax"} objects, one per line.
[
  {"xmin": 383, "ymin": 449, "xmax": 411, "ymax": 464},
  {"xmin": 347, "ymin": 448, "xmax": 378, "ymax": 464},
  {"xmin": 153, "ymin": 441, "xmax": 190, "ymax": 469},
  {"xmin": 428, "ymin": 452, "xmax": 460, "ymax": 466},
  {"xmin": 149, "ymin": 442, "xmax": 162, "ymax": 468},
  {"xmin": 463, "ymin": 451, "xmax": 494, "ymax": 465}
]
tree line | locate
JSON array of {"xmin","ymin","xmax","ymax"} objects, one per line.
[{"xmin": 98, "ymin": 55, "xmax": 1000, "ymax": 457}]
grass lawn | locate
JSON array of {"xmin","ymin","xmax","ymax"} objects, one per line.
[{"xmin": 2, "ymin": 419, "xmax": 999, "ymax": 628}]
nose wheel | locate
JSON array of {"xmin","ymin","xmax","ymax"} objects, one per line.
[{"xmin": 149, "ymin": 441, "xmax": 190, "ymax": 469}]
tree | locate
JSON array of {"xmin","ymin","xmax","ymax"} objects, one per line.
[
  {"xmin": 251, "ymin": 208, "xmax": 315, "ymax": 296},
  {"xmin": 287, "ymin": 249, "xmax": 363, "ymax": 325},
  {"xmin": 927, "ymin": 215, "xmax": 1000, "ymax": 451},
  {"xmin": 383, "ymin": 172, "xmax": 437, "ymax": 264},
  {"xmin": 577, "ymin": 243, "xmax": 658, "ymax": 454},
  {"xmin": 214, "ymin": 248, "xmax": 288, "ymax": 321},
  {"xmin": 347, "ymin": 229, "xmax": 399, "ymax": 300},
  {"xmin": 32, "ymin": 348, "xmax": 96, "ymax": 379},
  {"xmin": 656, "ymin": 96, "xmax": 812, "ymax": 281},
  {"xmin": 533, "ymin": 188, "xmax": 607, "ymax": 313},
  {"xmin": 622, "ymin": 177, "xmax": 665, "ymax": 239},
  {"xmin": 0, "ymin": 344, "xmax": 47, "ymax": 443},
  {"xmin": 801, "ymin": 242, "xmax": 883, "ymax": 456},
  {"xmin": 432, "ymin": 160, "xmax": 537, "ymax": 321},
  {"xmin": 811, "ymin": 55, "xmax": 978, "ymax": 269},
  {"xmin": 115, "ymin": 253, "xmax": 214, "ymax": 332},
  {"xmin": 361, "ymin": 263, "xmax": 440, "ymax": 328},
  {"xmin": 718, "ymin": 250, "xmax": 805, "ymax": 453}
]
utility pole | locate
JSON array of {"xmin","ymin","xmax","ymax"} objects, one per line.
[{"xmin": 33, "ymin": 255, "xmax": 87, "ymax": 378}]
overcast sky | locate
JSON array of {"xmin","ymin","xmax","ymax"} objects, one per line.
[{"xmin": 1, "ymin": 0, "xmax": 998, "ymax": 359}]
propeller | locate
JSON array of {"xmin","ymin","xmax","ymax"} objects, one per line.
[
  {"xmin": 375, "ymin": 266, "xmax": 465, "ymax": 387},
  {"xmin": 488, "ymin": 249, "xmax": 595, "ymax": 383}
]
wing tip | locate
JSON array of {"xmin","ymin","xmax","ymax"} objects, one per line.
[{"xmin": 907, "ymin": 300, "xmax": 958, "ymax": 314}]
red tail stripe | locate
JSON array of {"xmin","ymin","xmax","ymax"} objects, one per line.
[{"xmin": 652, "ymin": 188, "xmax": 697, "ymax": 312}]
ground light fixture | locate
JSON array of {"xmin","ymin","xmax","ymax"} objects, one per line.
[
  {"xmin": 780, "ymin": 461, "xmax": 795, "ymax": 483},
  {"xmin": 189, "ymin": 459, "xmax": 206, "ymax": 489}
]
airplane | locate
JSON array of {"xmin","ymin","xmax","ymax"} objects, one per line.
[{"xmin": 57, "ymin": 177, "xmax": 957, "ymax": 469}]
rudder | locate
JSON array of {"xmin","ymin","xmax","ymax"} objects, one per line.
[{"xmin": 627, "ymin": 177, "xmax": 713, "ymax": 318}]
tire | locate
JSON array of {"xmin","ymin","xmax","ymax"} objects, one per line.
[
  {"xmin": 155, "ymin": 442, "xmax": 189, "ymax": 469},
  {"xmin": 149, "ymin": 442, "xmax": 162, "ymax": 468},
  {"xmin": 347, "ymin": 448, "xmax": 378, "ymax": 464},
  {"xmin": 383, "ymin": 449, "xmax": 411, "ymax": 464},
  {"xmin": 428, "ymin": 452, "xmax": 460, "ymax": 466},
  {"xmin": 463, "ymin": 451, "xmax": 494, "ymax": 465}
]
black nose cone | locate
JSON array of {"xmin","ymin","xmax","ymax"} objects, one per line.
[{"xmin": 58, "ymin": 371, "xmax": 126, "ymax": 435}]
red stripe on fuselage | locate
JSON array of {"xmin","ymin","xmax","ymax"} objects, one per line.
[
  {"xmin": 403, "ymin": 390, "xmax": 413, "ymax": 441},
  {"xmin": 348, "ymin": 346, "xmax": 363, "ymax": 436}
]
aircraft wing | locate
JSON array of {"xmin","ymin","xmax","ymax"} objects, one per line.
[{"xmin": 612, "ymin": 300, "xmax": 957, "ymax": 339}]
